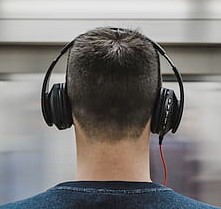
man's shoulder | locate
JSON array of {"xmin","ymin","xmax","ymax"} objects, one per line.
[
  {"xmin": 160, "ymin": 189, "xmax": 221, "ymax": 209},
  {"xmin": 0, "ymin": 189, "xmax": 56, "ymax": 209},
  {"xmin": 0, "ymin": 184, "xmax": 220, "ymax": 209}
]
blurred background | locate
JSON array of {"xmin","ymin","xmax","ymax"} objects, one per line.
[{"xmin": 0, "ymin": 0, "xmax": 221, "ymax": 206}]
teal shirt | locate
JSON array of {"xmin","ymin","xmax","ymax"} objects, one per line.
[{"xmin": 0, "ymin": 181, "xmax": 220, "ymax": 209}]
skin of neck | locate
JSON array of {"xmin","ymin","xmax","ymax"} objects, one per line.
[{"xmin": 73, "ymin": 118, "xmax": 152, "ymax": 182}]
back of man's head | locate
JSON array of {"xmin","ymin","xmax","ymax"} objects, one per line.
[{"xmin": 67, "ymin": 27, "xmax": 160, "ymax": 142}]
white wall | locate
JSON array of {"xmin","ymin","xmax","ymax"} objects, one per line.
[{"xmin": 1, "ymin": 0, "xmax": 221, "ymax": 43}]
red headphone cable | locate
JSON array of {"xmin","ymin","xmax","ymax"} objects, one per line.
[{"xmin": 159, "ymin": 136, "xmax": 168, "ymax": 186}]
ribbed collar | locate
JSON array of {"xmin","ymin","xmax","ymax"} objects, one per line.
[{"xmin": 54, "ymin": 181, "xmax": 168, "ymax": 190}]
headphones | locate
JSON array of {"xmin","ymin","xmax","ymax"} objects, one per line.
[{"xmin": 41, "ymin": 27, "xmax": 184, "ymax": 142}]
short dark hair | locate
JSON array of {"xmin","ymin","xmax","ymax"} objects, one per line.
[{"xmin": 67, "ymin": 27, "xmax": 160, "ymax": 142}]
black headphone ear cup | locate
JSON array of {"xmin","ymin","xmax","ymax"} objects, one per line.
[
  {"xmin": 42, "ymin": 92, "xmax": 53, "ymax": 126},
  {"xmin": 60, "ymin": 83, "xmax": 73, "ymax": 129},
  {"xmin": 151, "ymin": 88, "xmax": 167, "ymax": 134},
  {"xmin": 151, "ymin": 88, "xmax": 178, "ymax": 137},
  {"xmin": 48, "ymin": 83, "xmax": 73, "ymax": 130},
  {"xmin": 49, "ymin": 84, "xmax": 62, "ymax": 128},
  {"xmin": 159, "ymin": 89, "xmax": 178, "ymax": 136},
  {"xmin": 171, "ymin": 94, "xmax": 179, "ymax": 132}
]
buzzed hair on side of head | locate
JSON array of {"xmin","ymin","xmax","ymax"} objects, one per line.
[{"xmin": 66, "ymin": 27, "xmax": 160, "ymax": 142}]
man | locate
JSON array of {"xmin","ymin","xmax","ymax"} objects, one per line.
[{"xmin": 0, "ymin": 27, "xmax": 220, "ymax": 209}]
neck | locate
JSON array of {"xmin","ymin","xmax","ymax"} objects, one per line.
[{"xmin": 74, "ymin": 123, "xmax": 152, "ymax": 182}]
